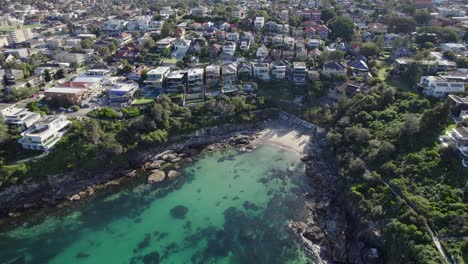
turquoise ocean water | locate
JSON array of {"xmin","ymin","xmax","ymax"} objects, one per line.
[{"xmin": 0, "ymin": 144, "xmax": 315, "ymax": 264}]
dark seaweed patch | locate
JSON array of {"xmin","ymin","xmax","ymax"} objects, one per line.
[{"xmin": 170, "ymin": 205, "xmax": 188, "ymax": 219}]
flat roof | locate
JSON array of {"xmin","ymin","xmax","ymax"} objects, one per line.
[
  {"xmin": 147, "ymin": 67, "xmax": 170, "ymax": 75},
  {"xmin": 45, "ymin": 87, "xmax": 85, "ymax": 94}
]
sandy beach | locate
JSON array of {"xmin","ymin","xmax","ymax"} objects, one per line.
[{"xmin": 254, "ymin": 120, "xmax": 312, "ymax": 155}]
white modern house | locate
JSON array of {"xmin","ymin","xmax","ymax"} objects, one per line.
[
  {"xmin": 419, "ymin": 76, "xmax": 465, "ymax": 98},
  {"xmin": 449, "ymin": 126, "xmax": 468, "ymax": 167},
  {"xmin": 187, "ymin": 68, "xmax": 204, "ymax": 93},
  {"xmin": 293, "ymin": 62, "xmax": 307, "ymax": 85},
  {"xmin": 0, "ymin": 105, "xmax": 41, "ymax": 131},
  {"xmin": 253, "ymin": 63, "xmax": 270, "ymax": 81},
  {"xmin": 145, "ymin": 67, "xmax": 171, "ymax": 89},
  {"xmin": 271, "ymin": 61, "xmax": 287, "ymax": 80},
  {"xmin": 173, "ymin": 39, "xmax": 192, "ymax": 59},
  {"xmin": 256, "ymin": 44, "xmax": 269, "ymax": 60},
  {"xmin": 222, "ymin": 42, "xmax": 237, "ymax": 56},
  {"xmin": 254, "ymin": 17, "xmax": 265, "ymax": 29},
  {"xmin": 18, "ymin": 115, "xmax": 70, "ymax": 151}
]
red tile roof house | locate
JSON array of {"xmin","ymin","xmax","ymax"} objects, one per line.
[
  {"xmin": 208, "ymin": 44, "xmax": 221, "ymax": 58},
  {"xmin": 116, "ymin": 32, "xmax": 133, "ymax": 46},
  {"xmin": 305, "ymin": 25, "xmax": 330, "ymax": 39},
  {"xmin": 115, "ymin": 43, "xmax": 141, "ymax": 62},
  {"xmin": 128, "ymin": 65, "xmax": 150, "ymax": 81}
]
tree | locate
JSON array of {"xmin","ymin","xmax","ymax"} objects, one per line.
[
  {"xmin": 387, "ymin": 17, "xmax": 416, "ymax": 34},
  {"xmin": 54, "ymin": 69, "xmax": 65, "ymax": 80},
  {"xmin": 44, "ymin": 70, "xmax": 52, "ymax": 83},
  {"xmin": 319, "ymin": 50, "xmax": 345, "ymax": 62},
  {"xmin": 321, "ymin": 8, "xmax": 336, "ymax": 23},
  {"xmin": 161, "ymin": 21, "xmax": 175, "ymax": 38},
  {"xmin": 414, "ymin": 9, "xmax": 432, "ymax": 25},
  {"xmin": 402, "ymin": 62, "xmax": 423, "ymax": 87},
  {"xmin": 99, "ymin": 46, "xmax": 110, "ymax": 57},
  {"xmin": 360, "ymin": 42, "xmax": 381, "ymax": 58},
  {"xmin": 80, "ymin": 39, "xmax": 93, "ymax": 49},
  {"xmin": 327, "ymin": 16, "xmax": 355, "ymax": 42},
  {"xmin": 0, "ymin": 121, "xmax": 8, "ymax": 144}
]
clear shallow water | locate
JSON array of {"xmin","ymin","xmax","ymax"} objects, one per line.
[{"xmin": 0, "ymin": 144, "xmax": 314, "ymax": 264}]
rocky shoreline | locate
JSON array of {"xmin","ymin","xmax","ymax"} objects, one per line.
[
  {"xmin": 0, "ymin": 118, "xmax": 366, "ymax": 263},
  {"xmin": 0, "ymin": 122, "xmax": 263, "ymax": 224}
]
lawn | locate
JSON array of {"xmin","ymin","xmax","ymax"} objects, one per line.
[
  {"xmin": 132, "ymin": 98, "xmax": 154, "ymax": 105},
  {"xmin": 258, "ymin": 81, "xmax": 306, "ymax": 100}
]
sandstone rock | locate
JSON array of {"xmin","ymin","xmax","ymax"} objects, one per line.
[
  {"xmin": 161, "ymin": 153, "xmax": 178, "ymax": 162},
  {"xmin": 146, "ymin": 160, "xmax": 165, "ymax": 170},
  {"xmin": 127, "ymin": 170, "xmax": 137, "ymax": 178},
  {"xmin": 170, "ymin": 157, "xmax": 181, "ymax": 163},
  {"xmin": 303, "ymin": 226, "xmax": 325, "ymax": 243},
  {"xmin": 69, "ymin": 194, "xmax": 81, "ymax": 201},
  {"xmin": 147, "ymin": 170, "xmax": 166, "ymax": 184},
  {"xmin": 167, "ymin": 170, "xmax": 181, "ymax": 180}
]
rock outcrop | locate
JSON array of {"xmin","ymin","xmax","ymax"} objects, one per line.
[{"xmin": 147, "ymin": 170, "xmax": 166, "ymax": 184}]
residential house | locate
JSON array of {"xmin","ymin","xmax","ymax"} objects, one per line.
[
  {"xmin": 419, "ymin": 76, "xmax": 465, "ymax": 98},
  {"xmin": 393, "ymin": 47, "xmax": 413, "ymax": 59},
  {"xmin": 44, "ymin": 84, "xmax": 90, "ymax": 106},
  {"xmin": 166, "ymin": 70, "xmax": 188, "ymax": 93},
  {"xmin": 271, "ymin": 61, "xmax": 288, "ymax": 80},
  {"xmin": 173, "ymin": 39, "xmax": 192, "ymax": 59},
  {"xmin": 239, "ymin": 39, "xmax": 250, "ymax": 51},
  {"xmin": 0, "ymin": 105, "xmax": 41, "ymax": 131},
  {"xmin": 156, "ymin": 37, "xmax": 177, "ymax": 49},
  {"xmin": 222, "ymin": 63, "xmax": 238, "ymax": 86},
  {"xmin": 116, "ymin": 32, "xmax": 133, "ymax": 46},
  {"xmin": 284, "ymin": 37, "xmax": 295, "ymax": 50},
  {"xmin": 115, "ymin": 43, "xmax": 140, "ymax": 62},
  {"xmin": 128, "ymin": 65, "xmax": 150, "ymax": 81},
  {"xmin": 348, "ymin": 56, "xmax": 371, "ymax": 77},
  {"xmin": 222, "ymin": 42, "xmax": 236, "ymax": 56},
  {"xmin": 191, "ymin": 7, "xmax": 208, "ymax": 17},
  {"xmin": 440, "ymin": 43, "xmax": 466, "ymax": 53},
  {"xmin": 205, "ymin": 64, "xmax": 221, "ymax": 91},
  {"xmin": 254, "ymin": 17, "xmax": 265, "ymax": 29},
  {"xmin": 18, "ymin": 115, "xmax": 70, "ymax": 151},
  {"xmin": 323, "ymin": 61, "xmax": 348, "ymax": 75},
  {"xmin": 145, "ymin": 66, "xmax": 171, "ymax": 89},
  {"xmin": 336, "ymin": 81, "xmax": 370, "ymax": 97},
  {"xmin": 308, "ymin": 39, "xmax": 322, "ymax": 49},
  {"xmin": 238, "ymin": 62, "xmax": 253, "ymax": 81},
  {"xmin": 232, "ymin": 7, "xmax": 246, "ymax": 19},
  {"xmin": 208, "ymin": 43, "xmax": 222, "ymax": 58},
  {"xmin": 256, "ymin": 44, "xmax": 269, "ymax": 60},
  {"xmin": 187, "ymin": 68, "xmax": 204, "ymax": 94},
  {"xmin": 394, "ymin": 52, "xmax": 457, "ymax": 74},
  {"xmin": 293, "ymin": 62, "xmax": 307, "ymax": 85},
  {"xmin": 253, "ymin": 63, "xmax": 270, "ymax": 81},
  {"xmin": 439, "ymin": 70, "xmax": 468, "ymax": 83},
  {"xmin": 108, "ymin": 82, "xmax": 138, "ymax": 102},
  {"xmin": 367, "ymin": 23, "xmax": 388, "ymax": 34},
  {"xmin": 227, "ymin": 32, "xmax": 240, "ymax": 41},
  {"xmin": 448, "ymin": 126, "xmax": 468, "ymax": 167}
]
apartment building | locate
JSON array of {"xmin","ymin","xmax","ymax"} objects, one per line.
[
  {"xmin": 271, "ymin": 61, "xmax": 287, "ymax": 80},
  {"xmin": 222, "ymin": 63, "xmax": 238, "ymax": 86},
  {"xmin": 254, "ymin": 17, "xmax": 265, "ymax": 29},
  {"xmin": 8, "ymin": 25, "xmax": 33, "ymax": 44}
]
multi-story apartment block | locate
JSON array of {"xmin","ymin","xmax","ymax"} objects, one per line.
[
  {"xmin": 222, "ymin": 63, "xmax": 238, "ymax": 86},
  {"xmin": 8, "ymin": 25, "xmax": 33, "ymax": 44},
  {"xmin": 222, "ymin": 42, "xmax": 237, "ymax": 56}
]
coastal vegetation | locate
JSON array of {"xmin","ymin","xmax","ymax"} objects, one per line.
[
  {"xmin": 0, "ymin": 94, "xmax": 266, "ymax": 188},
  {"xmin": 314, "ymin": 85, "xmax": 467, "ymax": 263}
]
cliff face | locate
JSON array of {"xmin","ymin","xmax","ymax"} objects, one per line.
[{"xmin": 291, "ymin": 141, "xmax": 385, "ymax": 264}]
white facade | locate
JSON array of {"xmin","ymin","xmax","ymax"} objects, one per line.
[
  {"xmin": 222, "ymin": 42, "xmax": 236, "ymax": 56},
  {"xmin": 254, "ymin": 17, "xmax": 265, "ymax": 29},
  {"xmin": 420, "ymin": 76, "xmax": 465, "ymax": 98},
  {"xmin": 271, "ymin": 62, "xmax": 287, "ymax": 79},
  {"xmin": 145, "ymin": 67, "xmax": 171, "ymax": 89},
  {"xmin": 253, "ymin": 63, "xmax": 270, "ymax": 81},
  {"xmin": 18, "ymin": 115, "xmax": 70, "ymax": 151},
  {"xmin": 187, "ymin": 68, "xmax": 204, "ymax": 93},
  {"xmin": 1, "ymin": 105, "xmax": 41, "ymax": 131},
  {"xmin": 293, "ymin": 62, "xmax": 307, "ymax": 85}
]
